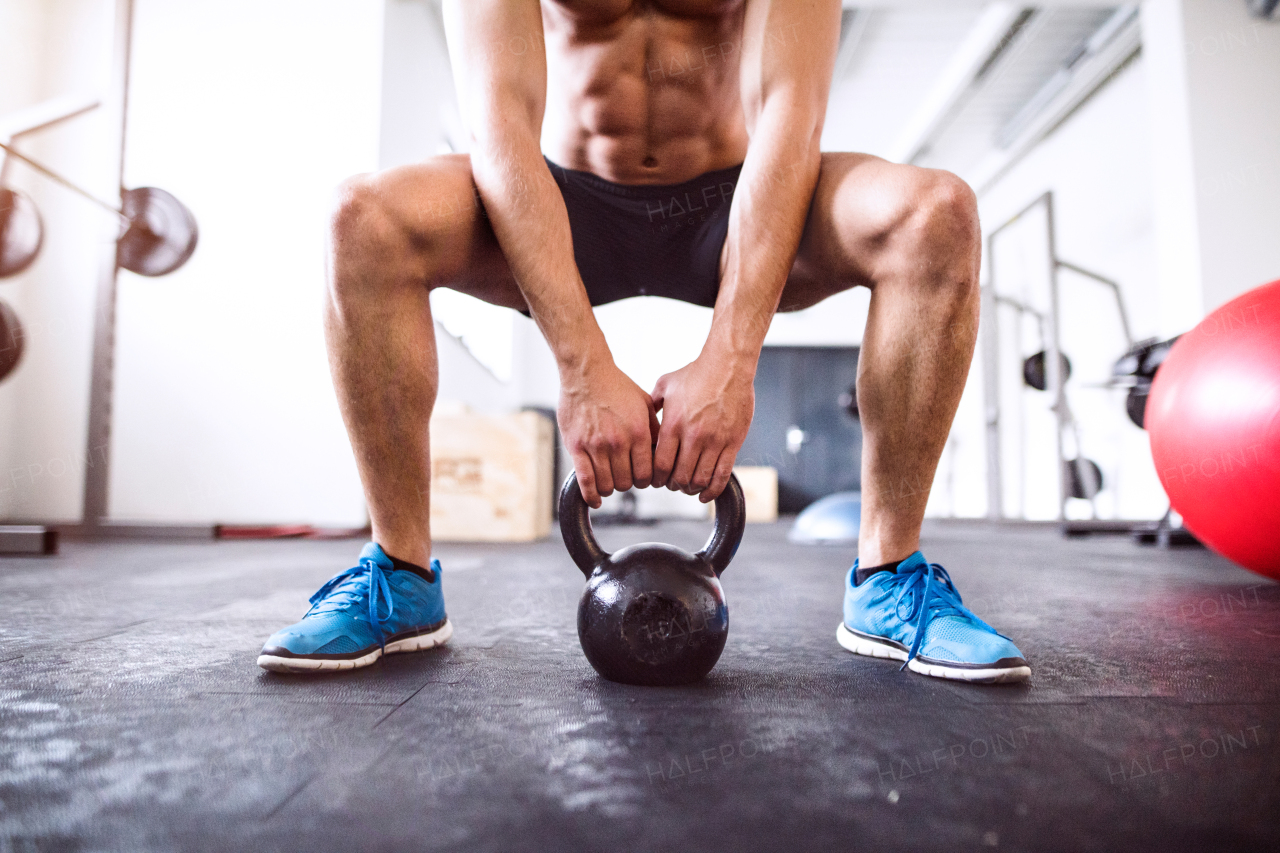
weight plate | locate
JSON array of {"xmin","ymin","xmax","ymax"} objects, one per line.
[
  {"xmin": 1022, "ymin": 349, "xmax": 1073, "ymax": 391},
  {"xmin": 117, "ymin": 187, "xmax": 198, "ymax": 277},
  {"xmin": 0, "ymin": 299, "xmax": 25, "ymax": 382},
  {"xmin": 1126, "ymin": 384, "xmax": 1150, "ymax": 430},
  {"xmin": 1064, "ymin": 457, "xmax": 1103, "ymax": 500},
  {"xmin": 0, "ymin": 187, "xmax": 44, "ymax": 278}
]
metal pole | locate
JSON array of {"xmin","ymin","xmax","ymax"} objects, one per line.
[
  {"xmin": 982, "ymin": 199, "xmax": 1051, "ymax": 523},
  {"xmin": 1042, "ymin": 191, "xmax": 1068, "ymax": 522},
  {"xmin": 982, "ymin": 194, "xmax": 1059, "ymax": 523},
  {"xmin": 82, "ymin": 0, "xmax": 135, "ymax": 527},
  {"xmin": 980, "ymin": 277, "xmax": 1003, "ymax": 520}
]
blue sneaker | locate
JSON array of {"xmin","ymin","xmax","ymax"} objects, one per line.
[
  {"xmin": 838, "ymin": 551, "xmax": 1029, "ymax": 683},
  {"xmin": 258, "ymin": 543, "xmax": 452, "ymax": 673}
]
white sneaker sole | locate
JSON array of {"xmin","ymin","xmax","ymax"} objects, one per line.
[
  {"xmin": 257, "ymin": 619, "xmax": 454, "ymax": 674},
  {"xmin": 836, "ymin": 622, "xmax": 1030, "ymax": 684}
]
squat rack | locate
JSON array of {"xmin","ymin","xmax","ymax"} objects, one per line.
[{"xmin": 980, "ymin": 190, "xmax": 1133, "ymax": 522}]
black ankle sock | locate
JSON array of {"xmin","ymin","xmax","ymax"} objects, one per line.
[
  {"xmin": 855, "ymin": 559, "xmax": 904, "ymax": 586},
  {"xmin": 387, "ymin": 553, "xmax": 435, "ymax": 582}
]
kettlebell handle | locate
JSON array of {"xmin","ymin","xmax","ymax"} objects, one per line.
[{"xmin": 558, "ymin": 472, "xmax": 747, "ymax": 578}]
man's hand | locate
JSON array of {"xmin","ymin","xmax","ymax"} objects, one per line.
[
  {"xmin": 559, "ymin": 362, "xmax": 661, "ymax": 509},
  {"xmin": 651, "ymin": 355, "xmax": 755, "ymax": 502}
]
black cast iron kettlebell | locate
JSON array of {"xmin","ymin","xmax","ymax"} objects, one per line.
[{"xmin": 559, "ymin": 472, "xmax": 746, "ymax": 686}]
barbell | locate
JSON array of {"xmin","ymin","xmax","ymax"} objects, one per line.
[{"xmin": 0, "ymin": 139, "xmax": 198, "ymax": 278}]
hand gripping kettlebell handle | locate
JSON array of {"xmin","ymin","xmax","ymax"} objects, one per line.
[{"xmin": 557, "ymin": 472, "xmax": 747, "ymax": 578}]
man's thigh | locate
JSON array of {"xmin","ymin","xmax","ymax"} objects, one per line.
[
  {"xmin": 370, "ymin": 153, "xmax": 527, "ymax": 311},
  {"xmin": 780, "ymin": 152, "xmax": 919, "ymax": 312}
]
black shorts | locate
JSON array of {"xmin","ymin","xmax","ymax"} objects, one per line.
[{"xmin": 545, "ymin": 157, "xmax": 743, "ymax": 309}]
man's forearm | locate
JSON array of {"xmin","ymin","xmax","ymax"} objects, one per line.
[
  {"xmin": 470, "ymin": 136, "xmax": 612, "ymax": 378},
  {"xmin": 442, "ymin": 0, "xmax": 611, "ymax": 380},
  {"xmin": 705, "ymin": 100, "xmax": 823, "ymax": 370},
  {"xmin": 703, "ymin": 0, "xmax": 838, "ymax": 375},
  {"xmin": 443, "ymin": 0, "xmax": 658, "ymax": 506}
]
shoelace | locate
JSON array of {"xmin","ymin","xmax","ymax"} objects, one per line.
[
  {"xmin": 304, "ymin": 557, "xmax": 396, "ymax": 651},
  {"xmin": 884, "ymin": 556, "xmax": 999, "ymax": 670}
]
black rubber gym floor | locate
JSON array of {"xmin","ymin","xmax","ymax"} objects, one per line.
[{"xmin": 3, "ymin": 520, "xmax": 1279, "ymax": 852}]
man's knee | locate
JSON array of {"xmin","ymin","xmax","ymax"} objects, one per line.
[
  {"xmin": 327, "ymin": 169, "xmax": 448, "ymax": 306},
  {"xmin": 838, "ymin": 166, "xmax": 979, "ymax": 309},
  {"xmin": 900, "ymin": 169, "xmax": 979, "ymax": 268},
  {"xmin": 329, "ymin": 158, "xmax": 483, "ymax": 298},
  {"xmin": 330, "ymin": 173, "xmax": 399, "ymax": 256}
]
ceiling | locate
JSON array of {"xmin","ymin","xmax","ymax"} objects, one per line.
[
  {"xmin": 823, "ymin": 4, "xmax": 991, "ymax": 159},
  {"xmin": 823, "ymin": 4, "xmax": 1141, "ymax": 191}
]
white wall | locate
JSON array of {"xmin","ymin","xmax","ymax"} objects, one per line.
[
  {"xmin": 1144, "ymin": 0, "xmax": 1280, "ymax": 316},
  {"xmin": 107, "ymin": 0, "xmax": 384, "ymax": 525},
  {"xmin": 0, "ymin": 0, "xmax": 118, "ymax": 522},
  {"xmin": 1180, "ymin": 1, "xmax": 1280, "ymax": 309},
  {"xmin": 380, "ymin": 0, "xmax": 464, "ymax": 167}
]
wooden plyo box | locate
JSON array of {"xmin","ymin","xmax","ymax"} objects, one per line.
[
  {"xmin": 430, "ymin": 411, "xmax": 554, "ymax": 542},
  {"xmin": 733, "ymin": 466, "xmax": 779, "ymax": 523}
]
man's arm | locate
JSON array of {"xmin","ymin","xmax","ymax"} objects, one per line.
[
  {"xmin": 442, "ymin": 0, "xmax": 658, "ymax": 508},
  {"xmin": 653, "ymin": 0, "xmax": 841, "ymax": 500}
]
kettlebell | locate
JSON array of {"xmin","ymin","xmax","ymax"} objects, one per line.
[{"xmin": 559, "ymin": 472, "xmax": 746, "ymax": 686}]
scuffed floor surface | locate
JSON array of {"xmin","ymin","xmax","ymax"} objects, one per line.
[{"xmin": 2, "ymin": 520, "xmax": 1279, "ymax": 852}]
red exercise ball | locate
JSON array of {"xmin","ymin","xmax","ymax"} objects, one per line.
[{"xmin": 1147, "ymin": 278, "xmax": 1280, "ymax": 580}]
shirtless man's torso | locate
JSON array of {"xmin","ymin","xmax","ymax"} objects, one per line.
[{"xmin": 540, "ymin": 0, "xmax": 750, "ymax": 183}]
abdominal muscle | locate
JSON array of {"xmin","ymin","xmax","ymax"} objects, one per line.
[{"xmin": 539, "ymin": 0, "xmax": 750, "ymax": 185}]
